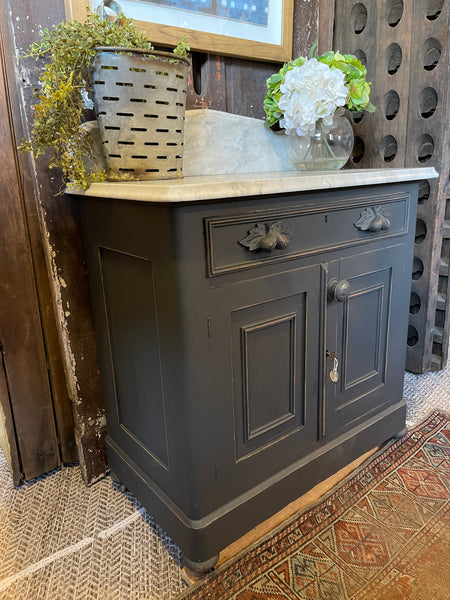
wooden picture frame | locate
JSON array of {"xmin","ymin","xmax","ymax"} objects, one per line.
[{"xmin": 65, "ymin": 0, "xmax": 293, "ymax": 62}]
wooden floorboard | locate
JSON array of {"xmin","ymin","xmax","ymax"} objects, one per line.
[{"xmin": 216, "ymin": 447, "xmax": 377, "ymax": 567}]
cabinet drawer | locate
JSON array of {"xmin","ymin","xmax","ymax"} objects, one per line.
[{"xmin": 205, "ymin": 193, "xmax": 410, "ymax": 276}]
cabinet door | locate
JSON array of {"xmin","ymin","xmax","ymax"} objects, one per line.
[
  {"xmin": 208, "ymin": 262, "xmax": 323, "ymax": 492},
  {"xmin": 325, "ymin": 244, "xmax": 409, "ymax": 435}
]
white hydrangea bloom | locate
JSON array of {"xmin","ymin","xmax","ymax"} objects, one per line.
[{"xmin": 278, "ymin": 58, "xmax": 348, "ymax": 136}]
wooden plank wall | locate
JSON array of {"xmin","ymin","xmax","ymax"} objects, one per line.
[
  {"xmin": 185, "ymin": 2, "xmax": 324, "ymax": 117},
  {"xmin": 1, "ymin": 0, "xmax": 328, "ymax": 482},
  {"xmin": 334, "ymin": 0, "xmax": 449, "ymax": 373},
  {"xmin": 0, "ymin": 351, "xmax": 21, "ymax": 484},
  {"xmin": 0, "ymin": 28, "xmax": 62, "ymax": 481},
  {"xmin": 0, "ymin": 5, "xmax": 78, "ymax": 473},
  {"xmin": 2, "ymin": 0, "xmax": 107, "ymax": 484}
]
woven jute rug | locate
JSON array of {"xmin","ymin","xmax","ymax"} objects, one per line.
[{"xmin": 180, "ymin": 411, "xmax": 450, "ymax": 600}]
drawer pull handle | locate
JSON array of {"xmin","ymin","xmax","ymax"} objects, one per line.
[
  {"xmin": 354, "ymin": 207, "xmax": 390, "ymax": 232},
  {"xmin": 239, "ymin": 220, "xmax": 293, "ymax": 252},
  {"xmin": 328, "ymin": 278, "xmax": 351, "ymax": 302}
]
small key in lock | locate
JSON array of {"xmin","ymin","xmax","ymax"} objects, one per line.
[
  {"xmin": 330, "ymin": 357, "xmax": 339, "ymax": 383},
  {"xmin": 326, "ymin": 351, "xmax": 339, "ymax": 383}
]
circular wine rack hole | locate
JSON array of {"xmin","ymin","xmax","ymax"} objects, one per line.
[
  {"xmin": 412, "ymin": 257, "xmax": 424, "ymax": 280},
  {"xmin": 380, "ymin": 135, "xmax": 397, "ymax": 162},
  {"xmin": 415, "ymin": 134, "xmax": 434, "ymax": 163},
  {"xmin": 411, "ymin": 256, "xmax": 423, "ymax": 281},
  {"xmin": 387, "ymin": 0, "xmax": 404, "ymax": 26},
  {"xmin": 410, "ymin": 292, "xmax": 421, "ymax": 314},
  {"xmin": 386, "ymin": 43, "xmax": 402, "ymax": 75},
  {"xmin": 419, "ymin": 87, "xmax": 438, "ymax": 118},
  {"xmin": 418, "ymin": 180, "xmax": 430, "ymax": 204},
  {"xmin": 354, "ymin": 49, "xmax": 367, "ymax": 66},
  {"xmin": 415, "ymin": 218, "xmax": 427, "ymax": 244},
  {"xmin": 383, "ymin": 90, "xmax": 400, "ymax": 120},
  {"xmin": 426, "ymin": 0, "xmax": 443, "ymax": 20},
  {"xmin": 422, "ymin": 38, "xmax": 442, "ymax": 71},
  {"xmin": 407, "ymin": 325, "xmax": 419, "ymax": 347},
  {"xmin": 351, "ymin": 3, "xmax": 368, "ymax": 34},
  {"xmin": 352, "ymin": 136, "xmax": 365, "ymax": 164},
  {"xmin": 352, "ymin": 111, "xmax": 365, "ymax": 124}
]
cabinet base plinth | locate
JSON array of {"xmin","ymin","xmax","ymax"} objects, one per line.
[
  {"xmin": 182, "ymin": 554, "xmax": 219, "ymax": 574},
  {"xmin": 392, "ymin": 426, "xmax": 408, "ymax": 440},
  {"xmin": 106, "ymin": 400, "xmax": 406, "ymax": 567}
]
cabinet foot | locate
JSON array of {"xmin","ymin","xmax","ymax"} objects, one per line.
[
  {"xmin": 109, "ymin": 470, "xmax": 127, "ymax": 493},
  {"xmin": 182, "ymin": 554, "xmax": 219, "ymax": 577},
  {"xmin": 392, "ymin": 426, "xmax": 408, "ymax": 440}
]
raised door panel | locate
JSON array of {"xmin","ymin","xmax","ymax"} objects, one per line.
[
  {"xmin": 212, "ymin": 262, "xmax": 323, "ymax": 485},
  {"xmin": 326, "ymin": 244, "xmax": 407, "ymax": 434},
  {"xmin": 232, "ymin": 296, "xmax": 305, "ymax": 461},
  {"xmin": 339, "ymin": 267, "xmax": 390, "ymax": 403}
]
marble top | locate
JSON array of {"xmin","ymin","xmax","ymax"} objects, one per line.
[{"xmin": 67, "ymin": 168, "xmax": 438, "ymax": 203}]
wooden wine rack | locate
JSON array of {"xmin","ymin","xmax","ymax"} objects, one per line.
[{"xmin": 334, "ymin": 0, "xmax": 449, "ymax": 373}]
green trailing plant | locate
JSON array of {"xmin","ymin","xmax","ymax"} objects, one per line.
[{"xmin": 19, "ymin": 10, "xmax": 189, "ymax": 190}]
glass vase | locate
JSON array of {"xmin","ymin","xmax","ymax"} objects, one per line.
[{"xmin": 287, "ymin": 113, "xmax": 354, "ymax": 171}]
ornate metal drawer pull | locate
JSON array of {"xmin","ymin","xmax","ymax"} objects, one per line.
[
  {"xmin": 354, "ymin": 207, "xmax": 391, "ymax": 232},
  {"xmin": 239, "ymin": 220, "xmax": 293, "ymax": 252}
]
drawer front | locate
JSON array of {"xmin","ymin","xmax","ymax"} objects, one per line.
[{"xmin": 205, "ymin": 192, "xmax": 410, "ymax": 276}]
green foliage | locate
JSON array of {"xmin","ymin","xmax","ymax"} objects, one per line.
[
  {"xmin": 263, "ymin": 49, "xmax": 375, "ymax": 128},
  {"xmin": 19, "ymin": 11, "xmax": 186, "ymax": 191},
  {"xmin": 317, "ymin": 51, "xmax": 376, "ymax": 113},
  {"xmin": 173, "ymin": 34, "xmax": 190, "ymax": 58}
]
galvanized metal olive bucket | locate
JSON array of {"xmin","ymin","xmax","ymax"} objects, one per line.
[{"xmin": 91, "ymin": 47, "xmax": 190, "ymax": 181}]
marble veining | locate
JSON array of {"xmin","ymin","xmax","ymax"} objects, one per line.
[{"xmin": 182, "ymin": 109, "xmax": 294, "ymax": 176}]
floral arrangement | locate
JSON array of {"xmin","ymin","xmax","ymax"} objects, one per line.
[{"xmin": 264, "ymin": 51, "xmax": 375, "ymax": 137}]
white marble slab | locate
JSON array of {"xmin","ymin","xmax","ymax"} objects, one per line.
[
  {"xmin": 83, "ymin": 109, "xmax": 293, "ymax": 178},
  {"xmin": 74, "ymin": 110, "xmax": 438, "ymax": 202},
  {"xmin": 183, "ymin": 109, "xmax": 294, "ymax": 176},
  {"xmin": 67, "ymin": 168, "xmax": 439, "ymax": 203}
]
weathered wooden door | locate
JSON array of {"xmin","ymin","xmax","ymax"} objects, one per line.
[{"xmin": 0, "ymin": 34, "xmax": 64, "ymax": 484}]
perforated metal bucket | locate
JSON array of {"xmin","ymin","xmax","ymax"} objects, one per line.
[{"xmin": 91, "ymin": 47, "xmax": 190, "ymax": 180}]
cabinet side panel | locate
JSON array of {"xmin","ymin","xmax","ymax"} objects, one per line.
[{"xmin": 100, "ymin": 247, "xmax": 169, "ymax": 468}]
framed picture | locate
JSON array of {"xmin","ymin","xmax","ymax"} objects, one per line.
[{"xmin": 65, "ymin": 0, "xmax": 293, "ymax": 62}]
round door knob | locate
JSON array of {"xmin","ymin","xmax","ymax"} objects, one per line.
[{"xmin": 328, "ymin": 278, "xmax": 351, "ymax": 302}]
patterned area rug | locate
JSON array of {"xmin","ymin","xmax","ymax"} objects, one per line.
[{"xmin": 180, "ymin": 411, "xmax": 450, "ymax": 600}]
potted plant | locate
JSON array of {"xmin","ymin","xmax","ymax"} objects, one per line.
[
  {"xmin": 263, "ymin": 49, "xmax": 375, "ymax": 170},
  {"xmin": 19, "ymin": 8, "xmax": 190, "ymax": 190}
]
